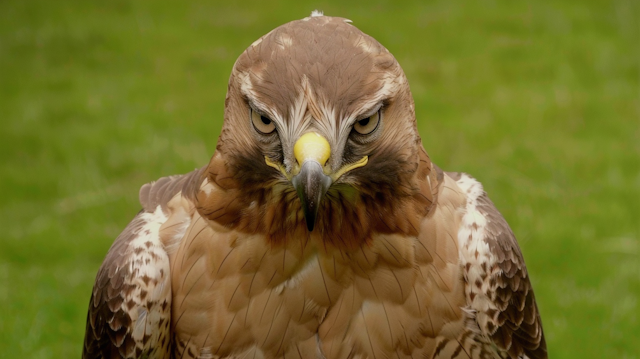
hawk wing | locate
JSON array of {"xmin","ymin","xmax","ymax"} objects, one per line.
[
  {"xmin": 451, "ymin": 172, "xmax": 547, "ymax": 359},
  {"xmin": 82, "ymin": 169, "xmax": 203, "ymax": 359}
]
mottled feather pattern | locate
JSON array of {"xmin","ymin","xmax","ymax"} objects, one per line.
[
  {"xmin": 453, "ymin": 173, "xmax": 546, "ymax": 359},
  {"xmin": 83, "ymin": 13, "xmax": 546, "ymax": 359},
  {"xmin": 83, "ymin": 171, "xmax": 203, "ymax": 359},
  {"xmin": 83, "ymin": 208, "xmax": 172, "ymax": 359}
]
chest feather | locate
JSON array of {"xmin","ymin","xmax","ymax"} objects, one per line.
[{"xmin": 167, "ymin": 193, "xmax": 468, "ymax": 358}]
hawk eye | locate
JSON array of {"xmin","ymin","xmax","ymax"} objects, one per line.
[
  {"xmin": 353, "ymin": 110, "xmax": 380, "ymax": 135},
  {"xmin": 251, "ymin": 109, "xmax": 276, "ymax": 134}
]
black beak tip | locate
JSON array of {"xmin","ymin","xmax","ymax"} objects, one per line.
[
  {"xmin": 292, "ymin": 161, "xmax": 332, "ymax": 233},
  {"xmin": 306, "ymin": 216, "xmax": 316, "ymax": 232}
]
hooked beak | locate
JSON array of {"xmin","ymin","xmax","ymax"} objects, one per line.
[
  {"xmin": 292, "ymin": 161, "xmax": 332, "ymax": 231},
  {"xmin": 290, "ymin": 132, "xmax": 332, "ymax": 231},
  {"xmin": 264, "ymin": 132, "xmax": 368, "ymax": 232}
]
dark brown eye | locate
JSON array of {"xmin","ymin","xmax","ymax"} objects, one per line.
[
  {"xmin": 251, "ymin": 109, "xmax": 276, "ymax": 134},
  {"xmin": 353, "ymin": 111, "xmax": 380, "ymax": 135}
]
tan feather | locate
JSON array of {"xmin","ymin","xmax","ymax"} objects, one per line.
[{"xmin": 83, "ymin": 13, "xmax": 545, "ymax": 359}]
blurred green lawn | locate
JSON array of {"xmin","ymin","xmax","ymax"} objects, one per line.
[{"xmin": 1, "ymin": 0, "xmax": 638, "ymax": 357}]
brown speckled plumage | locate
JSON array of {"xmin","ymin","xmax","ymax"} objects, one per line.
[{"xmin": 83, "ymin": 13, "xmax": 546, "ymax": 359}]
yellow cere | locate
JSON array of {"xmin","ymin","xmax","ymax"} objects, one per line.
[{"xmin": 294, "ymin": 132, "xmax": 331, "ymax": 166}]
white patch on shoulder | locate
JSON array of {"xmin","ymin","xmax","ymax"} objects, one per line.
[
  {"xmin": 455, "ymin": 174, "xmax": 491, "ymax": 260},
  {"xmin": 455, "ymin": 174, "xmax": 500, "ymax": 326},
  {"xmin": 311, "ymin": 9, "xmax": 324, "ymax": 17},
  {"xmin": 122, "ymin": 205, "xmax": 172, "ymax": 355},
  {"xmin": 139, "ymin": 205, "xmax": 168, "ymax": 230},
  {"xmin": 130, "ymin": 206, "xmax": 168, "ymax": 266}
]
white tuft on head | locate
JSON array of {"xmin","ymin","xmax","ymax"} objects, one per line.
[{"xmin": 310, "ymin": 9, "xmax": 324, "ymax": 17}]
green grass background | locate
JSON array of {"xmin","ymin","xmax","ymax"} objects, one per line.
[{"xmin": 1, "ymin": 0, "xmax": 638, "ymax": 357}]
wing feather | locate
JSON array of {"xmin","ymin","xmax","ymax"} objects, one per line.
[
  {"xmin": 83, "ymin": 215, "xmax": 158, "ymax": 359},
  {"xmin": 82, "ymin": 169, "xmax": 203, "ymax": 358},
  {"xmin": 451, "ymin": 172, "xmax": 547, "ymax": 359},
  {"xmin": 477, "ymin": 195, "xmax": 547, "ymax": 359}
]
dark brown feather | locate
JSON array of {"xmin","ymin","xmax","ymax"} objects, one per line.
[
  {"xmin": 476, "ymin": 193, "xmax": 548, "ymax": 359},
  {"xmin": 82, "ymin": 170, "xmax": 201, "ymax": 358},
  {"xmin": 83, "ymin": 216, "xmax": 146, "ymax": 359}
]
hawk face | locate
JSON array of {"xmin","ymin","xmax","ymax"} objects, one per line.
[{"xmin": 202, "ymin": 15, "xmax": 433, "ymax": 248}]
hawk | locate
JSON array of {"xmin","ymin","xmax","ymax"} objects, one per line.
[{"xmin": 82, "ymin": 12, "xmax": 547, "ymax": 359}]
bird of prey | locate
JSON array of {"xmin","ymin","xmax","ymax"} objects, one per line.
[{"xmin": 82, "ymin": 12, "xmax": 547, "ymax": 359}]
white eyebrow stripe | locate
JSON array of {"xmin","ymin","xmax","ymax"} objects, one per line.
[
  {"xmin": 337, "ymin": 78, "xmax": 394, "ymax": 137},
  {"xmin": 300, "ymin": 76, "xmax": 338, "ymax": 138},
  {"xmin": 240, "ymin": 69, "xmax": 400, "ymax": 149},
  {"xmin": 239, "ymin": 70, "xmax": 287, "ymax": 129},
  {"xmin": 287, "ymin": 84, "xmax": 312, "ymax": 140}
]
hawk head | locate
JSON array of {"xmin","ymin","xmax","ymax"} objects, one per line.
[{"xmin": 198, "ymin": 13, "xmax": 436, "ymax": 248}]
